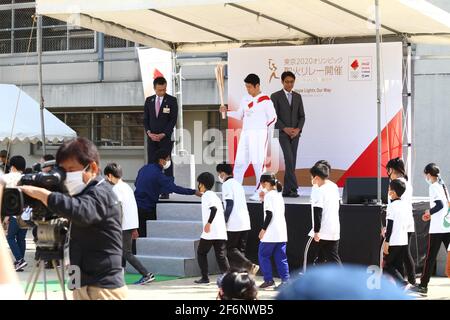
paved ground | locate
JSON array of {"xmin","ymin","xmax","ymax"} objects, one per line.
[{"xmin": 12, "ymin": 238, "xmax": 450, "ymax": 300}]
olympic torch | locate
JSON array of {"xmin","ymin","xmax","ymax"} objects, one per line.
[{"xmin": 215, "ymin": 64, "xmax": 226, "ymax": 119}]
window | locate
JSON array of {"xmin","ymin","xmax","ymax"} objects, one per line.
[
  {"xmin": 0, "ymin": 30, "xmax": 11, "ymax": 54},
  {"xmin": 0, "ymin": 2, "xmax": 138, "ymax": 55},
  {"xmin": 65, "ymin": 113, "xmax": 93, "ymax": 140},
  {"xmin": 104, "ymin": 35, "xmax": 135, "ymax": 49},
  {"xmin": 68, "ymin": 28, "xmax": 95, "ymax": 50},
  {"xmin": 123, "ymin": 113, "xmax": 144, "ymax": 146},
  {"xmin": 0, "ymin": 2, "xmax": 98, "ymax": 54},
  {"xmin": 54, "ymin": 111, "xmax": 144, "ymax": 147},
  {"xmin": 94, "ymin": 113, "xmax": 121, "ymax": 146}
]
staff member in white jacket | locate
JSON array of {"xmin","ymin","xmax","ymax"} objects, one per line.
[{"xmin": 104, "ymin": 163, "xmax": 155, "ymax": 285}]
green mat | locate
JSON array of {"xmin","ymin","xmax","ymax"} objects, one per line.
[{"xmin": 22, "ymin": 273, "xmax": 181, "ymax": 293}]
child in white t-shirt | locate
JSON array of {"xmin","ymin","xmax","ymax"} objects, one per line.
[
  {"xmin": 386, "ymin": 157, "xmax": 416, "ymax": 286},
  {"xmin": 216, "ymin": 163, "xmax": 259, "ymax": 275},
  {"xmin": 383, "ymin": 179, "xmax": 409, "ymax": 287},
  {"xmin": 307, "ymin": 162, "xmax": 341, "ymax": 266},
  {"xmin": 195, "ymin": 172, "xmax": 230, "ymax": 284},
  {"xmin": 258, "ymin": 172, "xmax": 289, "ymax": 289}
]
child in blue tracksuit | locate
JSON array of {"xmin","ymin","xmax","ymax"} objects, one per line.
[{"xmin": 258, "ymin": 172, "xmax": 289, "ymax": 289}]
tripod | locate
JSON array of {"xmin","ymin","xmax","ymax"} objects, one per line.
[{"xmin": 25, "ymin": 250, "xmax": 67, "ymax": 300}]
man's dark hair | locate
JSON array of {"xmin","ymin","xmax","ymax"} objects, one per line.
[
  {"xmin": 244, "ymin": 74, "xmax": 260, "ymax": 86},
  {"xmin": 197, "ymin": 172, "xmax": 215, "ymax": 190},
  {"xmin": 389, "ymin": 179, "xmax": 406, "ymax": 198},
  {"xmin": 281, "ymin": 71, "xmax": 296, "ymax": 81},
  {"xmin": 310, "ymin": 163, "xmax": 330, "ymax": 179},
  {"xmin": 154, "ymin": 149, "xmax": 171, "ymax": 163},
  {"xmin": 153, "ymin": 76, "xmax": 167, "ymax": 87},
  {"xmin": 104, "ymin": 163, "xmax": 123, "ymax": 179},
  {"xmin": 56, "ymin": 137, "xmax": 100, "ymax": 167},
  {"xmin": 43, "ymin": 154, "xmax": 55, "ymax": 162},
  {"xmin": 0, "ymin": 150, "xmax": 8, "ymax": 158},
  {"xmin": 9, "ymin": 155, "xmax": 26, "ymax": 172},
  {"xmin": 216, "ymin": 163, "xmax": 233, "ymax": 176}
]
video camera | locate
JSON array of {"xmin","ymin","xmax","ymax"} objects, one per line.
[
  {"xmin": 1, "ymin": 165, "xmax": 68, "ymax": 260},
  {"xmin": 1, "ymin": 165, "xmax": 66, "ymax": 219}
]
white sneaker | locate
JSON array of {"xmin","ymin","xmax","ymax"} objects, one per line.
[
  {"xmin": 250, "ymin": 264, "xmax": 259, "ymax": 275},
  {"xmin": 249, "ymin": 193, "xmax": 261, "ymax": 201}
]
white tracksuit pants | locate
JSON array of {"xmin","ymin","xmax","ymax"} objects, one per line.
[{"xmin": 233, "ymin": 129, "xmax": 269, "ymax": 191}]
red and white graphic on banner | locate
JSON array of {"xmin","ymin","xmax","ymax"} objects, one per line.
[
  {"xmin": 137, "ymin": 48, "xmax": 173, "ymax": 98},
  {"xmin": 228, "ymin": 43, "xmax": 403, "ymax": 187}
]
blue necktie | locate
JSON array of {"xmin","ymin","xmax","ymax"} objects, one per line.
[{"xmin": 287, "ymin": 92, "xmax": 292, "ymax": 106}]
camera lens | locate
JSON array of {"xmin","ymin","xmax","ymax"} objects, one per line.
[
  {"xmin": 6, "ymin": 195, "xmax": 19, "ymax": 210},
  {"xmin": 2, "ymin": 189, "xmax": 23, "ymax": 216}
]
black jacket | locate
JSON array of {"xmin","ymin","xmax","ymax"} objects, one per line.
[
  {"xmin": 143, "ymin": 93, "xmax": 178, "ymax": 137},
  {"xmin": 47, "ymin": 177, "xmax": 124, "ymax": 289},
  {"xmin": 271, "ymin": 89, "xmax": 306, "ymax": 134}
]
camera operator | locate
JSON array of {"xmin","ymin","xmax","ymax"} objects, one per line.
[
  {"xmin": 19, "ymin": 138, "xmax": 127, "ymax": 300},
  {"xmin": 2, "ymin": 155, "xmax": 28, "ymax": 271}
]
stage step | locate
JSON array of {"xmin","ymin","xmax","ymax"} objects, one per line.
[
  {"xmin": 126, "ymin": 253, "xmax": 219, "ymax": 277},
  {"xmin": 146, "ymin": 220, "xmax": 203, "ymax": 239},
  {"xmin": 130, "ymin": 202, "xmax": 219, "ymax": 277},
  {"xmin": 137, "ymin": 238, "xmax": 198, "ymax": 257},
  {"xmin": 156, "ymin": 203, "xmax": 202, "ymax": 221}
]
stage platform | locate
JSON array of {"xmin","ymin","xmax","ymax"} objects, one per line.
[{"xmin": 132, "ymin": 194, "xmax": 431, "ymax": 277}]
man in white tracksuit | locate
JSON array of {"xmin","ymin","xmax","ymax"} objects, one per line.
[{"xmin": 221, "ymin": 74, "xmax": 277, "ymax": 201}]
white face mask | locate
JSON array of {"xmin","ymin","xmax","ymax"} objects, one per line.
[
  {"xmin": 425, "ymin": 177, "xmax": 432, "ymax": 185},
  {"xmin": 218, "ymin": 175, "xmax": 224, "ymax": 184},
  {"xmin": 163, "ymin": 160, "xmax": 171, "ymax": 170},
  {"xmin": 388, "ymin": 191, "xmax": 394, "ymax": 201},
  {"xmin": 262, "ymin": 187, "xmax": 269, "ymax": 193},
  {"xmin": 65, "ymin": 165, "xmax": 89, "ymax": 196}
]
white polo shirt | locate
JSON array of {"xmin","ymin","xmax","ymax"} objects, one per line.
[
  {"xmin": 201, "ymin": 190, "xmax": 227, "ymax": 240},
  {"xmin": 429, "ymin": 182, "xmax": 450, "ymax": 234},
  {"xmin": 386, "ymin": 199, "xmax": 408, "ymax": 246},
  {"xmin": 308, "ymin": 180, "xmax": 340, "ymax": 241},
  {"xmin": 112, "ymin": 180, "xmax": 139, "ymax": 231},
  {"xmin": 261, "ymin": 190, "xmax": 287, "ymax": 243},
  {"xmin": 222, "ymin": 178, "xmax": 251, "ymax": 232}
]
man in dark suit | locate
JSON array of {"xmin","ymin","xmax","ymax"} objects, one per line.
[
  {"xmin": 143, "ymin": 76, "xmax": 178, "ymax": 199},
  {"xmin": 271, "ymin": 71, "xmax": 305, "ymax": 198}
]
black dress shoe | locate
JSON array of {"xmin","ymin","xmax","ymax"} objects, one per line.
[
  {"xmin": 160, "ymin": 194, "xmax": 170, "ymax": 199},
  {"xmin": 194, "ymin": 278, "xmax": 210, "ymax": 284},
  {"xmin": 283, "ymin": 191, "xmax": 299, "ymax": 198}
]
